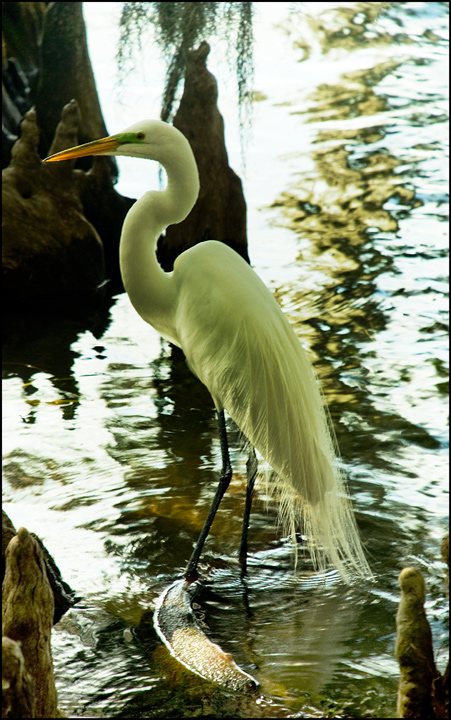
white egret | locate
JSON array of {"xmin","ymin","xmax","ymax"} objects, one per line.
[{"xmin": 45, "ymin": 120, "xmax": 371, "ymax": 582}]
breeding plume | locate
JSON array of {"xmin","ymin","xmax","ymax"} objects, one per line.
[{"xmin": 45, "ymin": 120, "xmax": 371, "ymax": 582}]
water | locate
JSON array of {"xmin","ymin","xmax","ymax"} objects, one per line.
[{"xmin": 2, "ymin": 2, "xmax": 448, "ymax": 717}]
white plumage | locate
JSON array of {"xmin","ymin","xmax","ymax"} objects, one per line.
[{"xmin": 45, "ymin": 119, "xmax": 371, "ymax": 582}]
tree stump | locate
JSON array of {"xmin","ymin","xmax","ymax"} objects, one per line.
[
  {"xmin": 157, "ymin": 41, "xmax": 249, "ymax": 270},
  {"xmin": 395, "ymin": 536, "xmax": 449, "ymax": 719},
  {"xmin": 2, "ymin": 527, "xmax": 58, "ymax": 718}
]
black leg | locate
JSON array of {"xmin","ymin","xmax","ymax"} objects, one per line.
[
  {"xmin": 184, "ymin": 410, "xmax": 232, "ymax": 580},
  {"xmin": 239, "ymin": 447, "xmax": 257, "ymax": 576}
]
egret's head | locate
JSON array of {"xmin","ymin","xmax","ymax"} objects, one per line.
[{"xmin": 43, "ymin": 120, "xmax": 185, "ymax": 164}]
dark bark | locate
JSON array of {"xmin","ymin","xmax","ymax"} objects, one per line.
[
  {"xmin": 157, "ymin": 41, "xmax": 249, "ymax": 270},
  {"xmin": 395, "ymin": 536, "xmax": 449, "ymax": 719},
  {"xmin": 2, "ymin": 528, "xmax": 58, "ymax": 717}
]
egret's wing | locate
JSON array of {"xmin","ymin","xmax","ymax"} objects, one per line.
[{"xmin": 174, "ymin": 242, "xmax": 371, "ymax": 580}]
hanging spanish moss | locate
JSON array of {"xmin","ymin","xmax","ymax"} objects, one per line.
[{"xmin": 117, "ymin": 2, "xmax": 254, "ymax": 133}]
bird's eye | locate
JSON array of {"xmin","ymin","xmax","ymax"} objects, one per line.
[{"xmin": 136, "ymin": 132, "xmax": 145, "ymax": 140}]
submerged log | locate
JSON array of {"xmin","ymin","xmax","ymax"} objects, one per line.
[
  {"xmin": 2, "ymin": 527, "xmax": 58, "ymax": 717},
  {"xmin": 154, "ymin": 578, "xmax": 258, "ymax": 693}
]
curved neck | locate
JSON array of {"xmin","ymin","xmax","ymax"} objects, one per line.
[{"xmin": 119, "ymin": 136, "xmax": 200, "ymax": 345}]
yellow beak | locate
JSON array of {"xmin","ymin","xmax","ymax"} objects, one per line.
[{"xmin": 44, "ymin": 135, "xmax": 120, "ymax": 162}]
